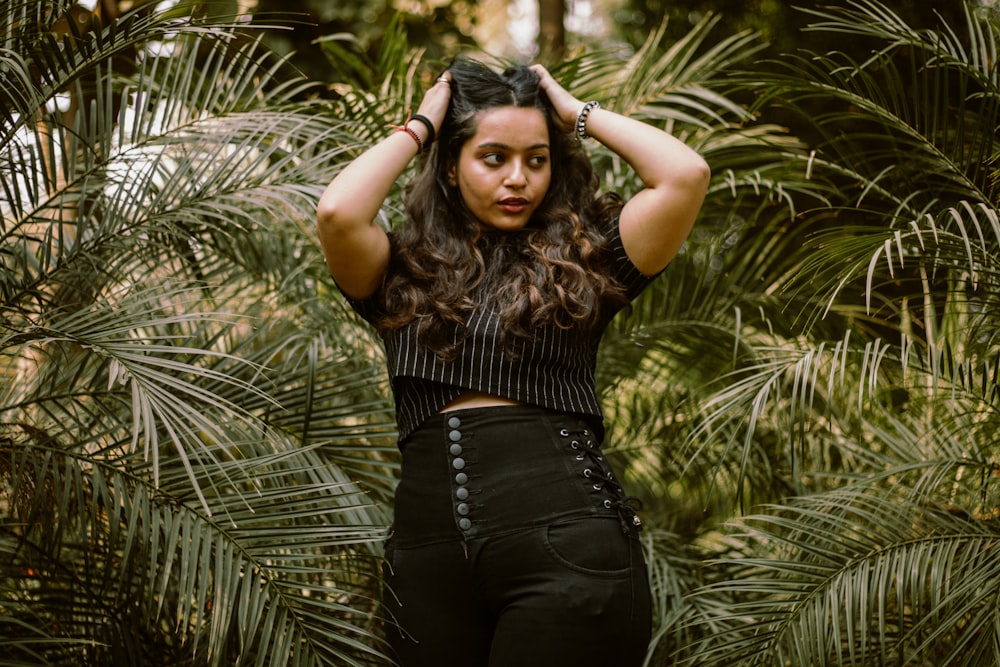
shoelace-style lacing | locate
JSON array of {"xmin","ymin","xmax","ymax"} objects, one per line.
[{"xmin": 561, "ymin": 428, "xmax": 643, "ymax": 533}]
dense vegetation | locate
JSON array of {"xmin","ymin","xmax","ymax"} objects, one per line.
[{"xmin": 2, "ymin": 0, "xmax": 999, "ymax": 665}]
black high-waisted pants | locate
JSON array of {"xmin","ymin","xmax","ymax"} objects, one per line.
[{"xmin": 382, "ymin": 405, "xmax": 651, "ymax": 667}]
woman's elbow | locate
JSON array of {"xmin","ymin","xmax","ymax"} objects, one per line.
[
  {"xmin": 316, "ymin": 195, "xmax": 362, "ymax": 241},
  {"xmin": 316, "ymin": 195, "xmax": 341, "ymax": 231},
  {"xmin": 660, "ymin": 150, "xmax": 711, "ymax": 197},
  {"xmin": 689, "ymin": 154, "xmax": 712, "ymax": 191}
]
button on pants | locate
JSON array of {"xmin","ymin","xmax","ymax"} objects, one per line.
[{"xmin": 382, "ymin": 405, "xmax": 651, "ymax": 667}]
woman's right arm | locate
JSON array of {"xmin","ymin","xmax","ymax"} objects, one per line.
[{"xmin": 316, "ymin": 74, "xmax": 451, "ymax": 299}]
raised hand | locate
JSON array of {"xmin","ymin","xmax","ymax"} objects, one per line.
[
  {"xmin": 529, "ymin": 64, "xmax": 583, "ymax": 134},
  {"xmin": 413, "ymin": 71, "xmax": 453, "ymax": 138}
]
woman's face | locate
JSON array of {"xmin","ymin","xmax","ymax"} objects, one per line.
[{"xmin": 450, "ymin": 106, "xmax": 552, "ymax": 232}]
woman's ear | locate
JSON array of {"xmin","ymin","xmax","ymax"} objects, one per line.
[{"xmin": 448, "ymin": 162, "xmax": 458, "ymax": 187}]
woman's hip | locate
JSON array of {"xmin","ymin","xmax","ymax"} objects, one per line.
[{"xmin": 392, "ymin": 404, "xmax": 638, "ymax": 545}]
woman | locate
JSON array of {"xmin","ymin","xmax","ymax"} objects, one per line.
[{"xmin": 317, "ymin": 57, "xmax": 709, "ymax": 667}]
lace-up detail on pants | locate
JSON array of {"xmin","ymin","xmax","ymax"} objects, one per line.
[{"xmin": 559, "ymin": 427, "xmax": 643, "ymax": 533}]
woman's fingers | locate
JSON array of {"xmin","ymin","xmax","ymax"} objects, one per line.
[
  {"xmin": 415, "ymin": 72, "xmax": 452, "ymax": 131},
  {"xmin": 531, "ymin": 64, "xmax": 580, "ymax": 132}
]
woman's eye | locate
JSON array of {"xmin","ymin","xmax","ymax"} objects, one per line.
[
  {"xmin": 483, "ymin": 153, "xmax": 503, "ymax": 166},
  {"xmin": 529, "ymin": 155, "xmax": 548, "ymax": 167}
]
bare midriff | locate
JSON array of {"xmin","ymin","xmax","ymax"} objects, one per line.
[{"xmin": 439, "ymin": 390, "xmax": 522, "ymax": 412}]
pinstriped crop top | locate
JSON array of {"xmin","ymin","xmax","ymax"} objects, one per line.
[{"xmin": 342, "ymin": 219, "xmax": 658, "ymax": 444}]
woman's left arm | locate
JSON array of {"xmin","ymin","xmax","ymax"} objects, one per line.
[{"xmin": 532, "ymin": 65, "xmax": 710, "ymax": 276}]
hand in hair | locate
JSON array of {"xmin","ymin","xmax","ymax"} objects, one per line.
[
  {"xmin": 530, "ymin": 64, "xmax": 583, "ymax": 134},
  {"xmin": 532, "ymin": 65, "xmax": 710, "ymax": 277},
  {"xmin": 414, "ymin": 71, "xmax": 453, "ymax": 139},
  {"xmin": 316, "ymin": 71, "xmax": 454, "ymax": 300}
]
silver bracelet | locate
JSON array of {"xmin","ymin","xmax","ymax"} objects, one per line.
[{"xmin": 575, "ymin": 100, "xmax": 600, "ymax": 141}]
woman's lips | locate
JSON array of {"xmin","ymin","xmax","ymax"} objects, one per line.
[{"xmin": 499, "ymin": 198, "xmax": 529, "ymax": 214}]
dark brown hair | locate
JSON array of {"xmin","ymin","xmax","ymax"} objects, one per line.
[{"xmin": 378, "ymin": 57, "xmax": 627, "ymax": 360}]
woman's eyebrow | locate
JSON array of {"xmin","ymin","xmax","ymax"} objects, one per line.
[{"xmin": 476, "ymin": 141, "xmax": 550, "ymax": 151}]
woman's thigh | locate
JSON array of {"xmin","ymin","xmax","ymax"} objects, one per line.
[
  {"xmin": 482, "ymin": 516, "xmax": 651, "ymax": 667},
  {"xmin": 382, "ymin": 516, "xmax": 650, "ymax": 667},
  {"xmin": 382, "ymin": 538, "xmax": 493, "ymax": 667}
]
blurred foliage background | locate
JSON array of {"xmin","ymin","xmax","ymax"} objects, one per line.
[
  {"xmin": 240, "ymin": 0, "xmax": 974, "ymax": 83},
  {"xmin": 4, "ymin": 0, "xmax": 1000, "ymax": 665}
]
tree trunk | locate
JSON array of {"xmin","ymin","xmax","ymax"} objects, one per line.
[{"xmin": 537, "ymin": 0, "xmax": 565, "ymax": 64}]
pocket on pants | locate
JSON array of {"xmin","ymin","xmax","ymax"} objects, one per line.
[{"xmin": 543, "ymin": 516, "xmax": 632, "ymax": 576}]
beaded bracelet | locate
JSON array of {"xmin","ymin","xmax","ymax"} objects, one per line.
[
  {"xmin": 396, "ymin": 125, "xmax": 424, "ymax": 153},
  {"xmin": 576, "ymin": 100, "xmax": 600, "ymax": 141},
  {"xmin": 390, "ymin": 111, "xmax": 429, "ymax": 153}
]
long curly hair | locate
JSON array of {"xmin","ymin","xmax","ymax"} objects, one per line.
[{"xmin": 377, "ymin": 57, "xmax": 628, "ymax": 360}]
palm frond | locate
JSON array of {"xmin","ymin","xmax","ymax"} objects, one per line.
[
  {"xmin": 2, "ymin": 1, "xmax": 399, "ymax": 664},
  {"xmin": 688, "ymin": 487, "xmax": 1000, "ymax": 667}
]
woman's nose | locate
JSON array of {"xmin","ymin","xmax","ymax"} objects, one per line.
[{"xmin": 504, "ymin": 161, "xmax": 527, "ymax": 186}]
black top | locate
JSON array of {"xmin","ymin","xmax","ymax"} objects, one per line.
[{"xmin": 341, "ymin": 218, "xmax": 658, "ymax": 443}]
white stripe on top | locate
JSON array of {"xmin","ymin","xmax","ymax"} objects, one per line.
[{"xmin": 342, "ymin": 219, "xmax": 657, "ymax": 443}]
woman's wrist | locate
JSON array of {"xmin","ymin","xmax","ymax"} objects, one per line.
[
  {"xmin": 575, "ymin": 101, "xmax": 601, "ymax": 141},
  {"xmin": 390, "ymin": 112, "xmax": 434, "ymax": 154},
  {"xmin": 395, "ymin": 125, "xmax": 425, "ymax": 153},
  {"xmin": 408, "ymin": 114, "xmax": 435, "ymax": 144}
]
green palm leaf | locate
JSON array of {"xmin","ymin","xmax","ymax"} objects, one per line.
[{"xmin": 2, "ymin": 1, "xmax": 397, "ymax": 664}]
